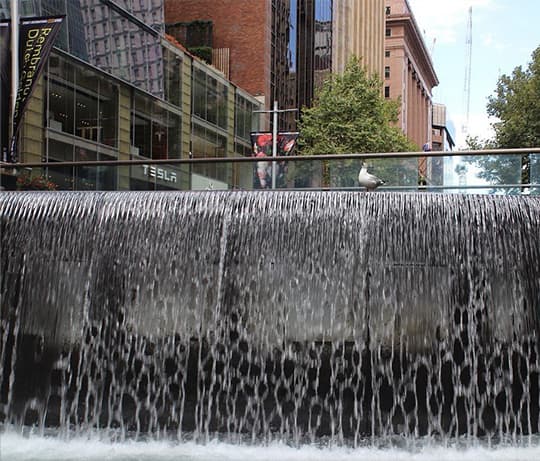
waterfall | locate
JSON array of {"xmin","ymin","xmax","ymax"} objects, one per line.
[{"xmin": 1, "ymin": 191, "xmax": 539, "ymax": 445}]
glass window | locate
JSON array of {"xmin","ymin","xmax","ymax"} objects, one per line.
[
  {"xmin": 217, "ymin": 83, "xmax": 228, "ymax": 129},
  {"xmin": 164, "ymin": 49, "xmax": 182, "ymax": 107},
  {"xmin": 131, "ymin": 92, "xmax": 181, "ymax": 160},
  {"xmin": 48, "ymin": 79, "xmax": 75, "ymax": 134},
  {"xmin": 97, "ymin": 152, "xmax": 118, "ymax": 190},
  {"xmin": 46, "ymin": 139, "xmax": 74, "ymax": 190},
  {"xmin": 192, "ymin": 68, "xmax": 206, "ymax": 119},
  {"xmin": 234, "ymin": 92, "xmax": 259, "ymax": 142},
  {"xmin": 314, "ymin": 0, "xmax": 332, "ymax": 72},
  {"xmin": 192, "ymin": 66, "xmax": 229, "ymax": 130},
  {"xmin": 75, "ymin": 146, "xmax": 98, "ymax": 190},
  {"xmin": 207, "ymin": 77, "xmax": 218, "ymax": 125},
  {"xmin": 152, "ymin": 104, "xmax": 168, "ymax": 160},
  {"xmin": 46, "ymin": 56, "xmax": 119, "ymax": 148},
  {"xmin": 132, "ymin": 113, "xmax": 152, "ymax": 158},
  {"xmin": 100, "ymin": 79, "xmax": 118, "ymax": 147},
  {"xmin": 47, "ymin": 57, "xmax": 75, "ymax": 134},
  {"xmin": 167, "ymin": 112, "xmax": 182, "ymax": 158},
  {"xmin": 75, "ymin": 88, "xmax": 99, "ymax": 142},
  {"xmin": 75, "ymin": 67, "xmax": 99, "ymax": 142},
  {"xmin": 191, "ymin": 122, "xmax": 228, "ymax": 182}
]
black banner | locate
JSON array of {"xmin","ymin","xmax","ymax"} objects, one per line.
[
  {"xmin": 250, "ymin": 131, "xmax": 298, "ymax": 189},
  {"xmin": 0, "ymin": 21, "xmax": 9, "ymax": 162},
  {"xmin": 8, "ymin": 16, "xmax": 63, "ymax": 162}
]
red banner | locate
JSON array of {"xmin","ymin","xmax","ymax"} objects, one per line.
[{"xmin": 250, "ymin": 131, "xmax": 298, "ymax": 189}]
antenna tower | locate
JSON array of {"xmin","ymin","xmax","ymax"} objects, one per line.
[{"xmin": 462, "ymin": 6, "xmax": 472, "ymax": 135}]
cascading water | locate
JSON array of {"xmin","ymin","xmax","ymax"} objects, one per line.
[{"xmin": 0, "ymin": 191, "xmax": 539, "ymax": 451}]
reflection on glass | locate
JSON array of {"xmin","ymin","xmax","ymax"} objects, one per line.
[
  {"xmin": 191, "ymin": 65, "xmax": 228, "ymax": 129},
  {"xmin": 235, "ymin": 92, "xmax": 259, "ymax": 141},
  {"xmin": 288, "ymin": 0, "xmax": 297, "ymax": 72},
  {"xmin": 48, "ymin": 80, "xmax": 75, "ymax": 134},
  {"xmin": 131, "ymin": 93, "xmax": 181, "ymax": 160},
  {"xmin": 167, "ymin": 112, "xmax": 182, "ymax": 159},
  {"xmin": 112, "ymin": 0, "xmax": 164, "ymax": 33},
  {"xmin": 164, "ymin": 48, "xmax": 182, "ymax": 106},
  {"xmin": 152, "ymin": 104, "xmax": 168, "ymax": 160},
  {"xmin": 191, "ymin": 122, "xmax": 228, "ymax": 183},
  {"xmin": 314, "ymin": 0, "xmax": 332, "ymax": 71},
  {"xmin": 46, "ymin": 55, "xmax": 119, "ymax": 148},
  {"xmin": 98, "ymin": 152, "xmax": 118, "ymax": 190},
  {"xmin": 42, "ymin": 0, "xmax": 166, "ymax": 97},
  {"xmin": 531, "ymin": 154, "xmax": 540, "ymax": 194},
  {"xmin": 8, "ymin": 154, "xmax": 540, "ymax": 194},
  {"xmin": 100, "ymin": 79, "xmax": 118, "ymax": 147},
  {"xmin": 75, "ymin": 146, "xmax": 97, "ymax": 190},
  {"xmin": 75, "ymin": 68, "xmax": 99, "ymax": 142}
]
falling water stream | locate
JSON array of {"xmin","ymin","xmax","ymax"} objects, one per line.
[{"xmin": 0, "ymin": 191, "xmax": 539, "ymax": 459}]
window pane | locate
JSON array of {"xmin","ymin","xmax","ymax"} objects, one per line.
[
  {"xmin": 98, "ymin": 152, "xmax": 117, "ymax": 190},
  {"xmin": 192, "ymin": 69, "xmax": 206, "ymax": 119},
  {"xmin": 75, "ymin": 88, "xmax": 99, "ymax": 142},
  {"xmin": 48, "ymin": 80, "xmax": 74, "ymax": 134},
  {"xmin": 132, "ymin": 94, "xmax": 152, "ymax": 157},
  {"xmin": 152, "ymin": 104, "xmax": 167, "ymax": 160},
  {"xmin": 46, "ymin": 139, "xmax": 74, "ymax": 190},
  {"xmin": 164, "ymin": 49, "xmax": 182, "ymax": 106},
  {"xmin": 75, "ymin": 146, "xmax": 98, "ymax": 190},
  {"xmin": 217, "ymin": 82, "xmax": 228, "ymax": 129},
  {"xmin": 99, "ymin": 79, "xmax": 118, "ymax": 147},
  {"xmin": 206, "ymin": 77, "xmax": 218, "ymax": 124},
  {"xmin": 167, "ymin": 112, "xmax": 182, "ymax": 159}
]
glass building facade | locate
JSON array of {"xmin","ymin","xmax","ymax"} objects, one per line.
[
  {"xmin": 1, "ymin": 0, "xmax": 261, "ymax": 191},
  {"xmin": 274, "ymin": 0, "xmax": 333, "ymax": 130}
]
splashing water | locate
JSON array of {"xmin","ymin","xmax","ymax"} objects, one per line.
[{"xmin": 0, "ymin": 191, "xmax": 539, "ymax": 451}]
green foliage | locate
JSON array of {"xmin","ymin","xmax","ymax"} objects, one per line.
[
  {"xmin": 298, "ymin": 56, "xmax": 415, "ymax": 154},
  {"xmin": 487, "ymin": 45, "xmax": 540, "ymax": 148},
  {"xmin": 295, "ymin": 56, "xmax": 417, "ymax": 187},
  {"xmin": 463, "ymin": 46, "xmax": 540, "ymax": 193},
  {"xmin": 188, "ymin": 46, "xmax": 212, "ymax": 64}
]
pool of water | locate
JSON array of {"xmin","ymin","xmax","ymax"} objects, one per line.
[{"xmin": 2, "ymin": 430, "xmax": 540, "ymax": 461}]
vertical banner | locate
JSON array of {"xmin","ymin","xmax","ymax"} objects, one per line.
[
  {"xmin": 8, "ymin": 16, "xmax": 63, "ymax": 162},
  {"xmin": 250, "ymin": 131, "xmax": 298, "ymax": 189},
  {"xmin": 0, "ymin": 21, "xmax": 9, "ymax": 162}
]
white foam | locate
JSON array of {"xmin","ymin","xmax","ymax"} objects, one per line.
[{"xmin": 2, "ymin": 431, "xmax": 540, "ymax": 461}]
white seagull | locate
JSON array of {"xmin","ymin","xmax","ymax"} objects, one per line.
[{"xmin": 358, "ymin": 163, "xmax": 385, "ymax": 191}]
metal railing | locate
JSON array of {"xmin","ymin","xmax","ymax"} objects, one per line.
[{"xmin": 1, "ymin": 147, "xmax": 539, "ymax": 194}]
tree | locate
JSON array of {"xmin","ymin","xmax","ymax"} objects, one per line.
[
  {"xmin": 295, "ymin": 56, "xmax": 417, "ymax": 188},
  {"xmin": 464, "ymin": 45, "xmax": 540, "ymax": 193},
  {"xmin": 488, "ymin": 46, "xmax": 540, "ymax": 148}
]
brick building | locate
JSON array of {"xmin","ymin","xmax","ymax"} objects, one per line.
[
  {"xmin": 165, "ymin": 0, "xmax": 385, "ymax": 130},
  {"xmin": 384, "ymin": 0, "xmax": 438, "ymax": 150}
]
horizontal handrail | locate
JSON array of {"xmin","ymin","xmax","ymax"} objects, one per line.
[{"xmin": 1, "ymin": 147, "xmax": 539, "ymax": 169}]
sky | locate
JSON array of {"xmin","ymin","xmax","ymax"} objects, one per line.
[{"xmin": 407, "ymin": 0, "xmax": 540, "ymax": 148}]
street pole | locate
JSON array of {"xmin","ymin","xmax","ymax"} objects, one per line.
[
  {"xmin": 253, "ymin": 101, "xmax": 298, "ymax": 190},
  {"xmin": 271, "ymin": 100, "xmax": 278, "ymax": 189}
]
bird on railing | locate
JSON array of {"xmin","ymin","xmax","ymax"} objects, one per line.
[{"xmin": 358, "ymin": 163, "xmax": 385, "ymax": 191}]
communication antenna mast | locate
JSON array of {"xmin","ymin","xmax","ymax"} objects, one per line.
[{"xmin": 462, "ymin": 6, "xmax": 473, "ymax": 135}]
